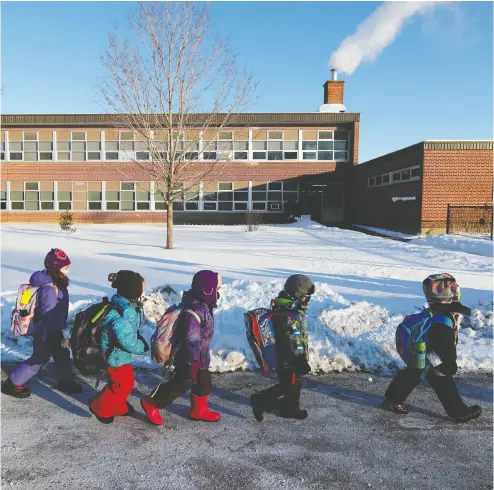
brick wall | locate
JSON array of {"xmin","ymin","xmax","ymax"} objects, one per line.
[
  {"xmin": 421, "ymin": 148, "xmax": 493, "ymax": 233},
  {"xmin": 1, "ymin": 211, "xmax": 168, "ymax": 224},
  {"xmin": 348, "ymin": 144, "xmax": 424, "ymax": 233},
  {"xmin": 324, "ymin": 81, "xmax": 344, "ymax": 105}
]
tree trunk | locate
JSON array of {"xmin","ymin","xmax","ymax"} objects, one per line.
[{"xmin": 166, "ymin": 202, "xmax": 174, "ymax": 249}]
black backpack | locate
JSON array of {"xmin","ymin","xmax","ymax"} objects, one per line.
[{"xmin": 70, "ymin": 297, "xmax": 117, "ymax": 375}]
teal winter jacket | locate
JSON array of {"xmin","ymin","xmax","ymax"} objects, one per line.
[{"xmin": 100, "ymin": 294, "xmax": 145, "ymax": 368}]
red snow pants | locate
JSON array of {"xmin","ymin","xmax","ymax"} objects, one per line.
[{"xmin": 89, "ymin": 364, "xmax": 134, "ymax": 418}]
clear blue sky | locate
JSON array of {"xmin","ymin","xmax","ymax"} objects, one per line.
[{"xmin": 1, "ymin": 1, "xmax": 492, "ymax": 162}]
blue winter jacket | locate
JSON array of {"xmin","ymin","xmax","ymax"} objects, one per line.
[
  {"xmin": 100, "ymin": 294, "xmax": 145, "ymax": 368},
  {"xmin": 30, "ymin": 270, "xmax": 69, "ymax": 336}
]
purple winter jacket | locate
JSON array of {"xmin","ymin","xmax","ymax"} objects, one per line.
[
  {"xmin": 30, "ymin": 270, "xmax": 69, "ymax": 335},
  {"xmin": 178, "ymin": 290, "xmax": 215, "ymax": 369}
]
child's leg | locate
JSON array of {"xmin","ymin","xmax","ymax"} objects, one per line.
[
  {"xmin": 149, "ymin": 363, "xmax": 191, "ymax": 408},
  {"xmin": 280, "ymin": 371, "xmax": 307, "ymax": 419},
  {"xmin": 254, "ymin": 383, "xmax": 285, "ymax": 412},
  {"xmin": 384, "ymin": 368, "xmax": 422, "ymax": 404},
  {"xmin": 9, "ymin": 330, "xmax": 52, "ymax": 387},
  {"xmin": 426, "ymin": 373, "xmax": 469, "ymax": 419},
  {"xmin": 49, "ymin": 330, "xmax": 74, "ymax": 383}
]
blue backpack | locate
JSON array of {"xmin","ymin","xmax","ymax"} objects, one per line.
[{"xmin": 396, "ymin": 308, "xmax": 453, "ymax": 370}]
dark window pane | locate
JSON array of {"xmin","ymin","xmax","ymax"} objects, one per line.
[
  {"xmin": 185, "ymin": 202, "xmax": 199, "ymax": 210},
  {"xmin": 318, "ymin": 141, "xmax": 333, "ymax": 151},
  {"xmin": 173, "ymin": 202, "xmax": 184, "ymax": 211},
  {"xmin": 303, "ymin": 152, "xmax": 316, "ymax": 160},
  {"xmin": 106, "ymin": 152, "xmax": 119, "ymax": 160},
  {"xmin": 184, "ymin": 152, "xmax": 198, "ymax": 160},
  {"xmin": 154, "ymin": 202, "xmax": 167, "ymax": 210},
  {"xmin": 106, "ymin": 202, "xmax": 120, "ymax": 210},
  {"xmin": 1, "ymin": 202, "xmax": 6, "ymax": 210},
  {"xmin": 376, "ymin": 176, "xmax": 382, "ymax": 186},
  {"xmin": 268, "ymin": 152, "xmax": 283, "ymax": 160},
  {"xmin": 253, "ymin": 152, "xmax": 266, "ymax": 160},
  {"xmin": 368, "ymin": 178, "xmax": 375, "ymax": 187},
  {"xmin": 41, "ymin": 202, "xmax": 54, "ymax": 210},
  {"xmin": 88, "ymin": 152, "xmax": 101, "ymax": 160},
  {"xmin": 11, "ymin": 202, "xmax": 24, "ymax": 210},
  {"xmin": 40, "ymin": 152, "xmax": 53, "ymax": 160},
  {"xmin": 411, "ymin": 167, "xmax": 421, "ymax": 178},
  {"xmin": 334, "ymin": 131, "xmax": 349, "ymax": 140},
  {"xmin": 234, "ymin": 202, "xmax": 248, "ymax": 211},
  {"xmin": 234, "ymin": 191, "xmax": 248, "ymax": 201},
  {"xmin": 218, "ymin": 191, "xmax": 233, "ymax": 201},
  {"xmin": 251, "ymin": 183, "xmax": 267, "ymax": 191},
  {"xmin": 268, "ymin": 191, "xmax": 282, "ymax": 201},
  {"xmin": 137, "ymin": 202, "xmax": 150, "ymax": 210},
  {"xmin": 0, "ymin": 153, "xmax": 4, "ymax": 160},
  {"xmin": 284, "ymin": 192, "xmax": 298, "ymax": 202},
  {"xmin": 218, "ymin": 202, "xmax": 233, "ymax": 211},
  {"xmin": 252, "ymin": 202, "xmax": 266, "ymax": 211},
  {"xmin": 382, "ymin": 174, "xmax": 390, "ymax": 184},
  {"xmin": 203, "ymin": 202, "xmax": 217, "ymax": 211},
  {"xmin": 318, "ymin": 151, "xmax": 332, "ymax": 160},
  {"xmin": 88, "ymin": 202, "xmax": 102, "ymax": 210},
  {"xmin": 334, "ymin": 141, "xmax": 348, "ymax": 151},
  {"xmin": 284, "ymin": 152, "xmax": 298, "ymax": 159},
  {"xmin": 234, "ymin": 152, "xmax": 247, "ymax": 160},
  {"xmin": 203, "ymin": 192, "xmax": 217, "ymax": 201},
  {"xmin": 402, "ymin": 169, "xmax": 411, "ymax": 180},
  {"xmin": 10, "ymin": 153, "xmax": 23, "ymax": 160},
  {"xmin": 334, "ymin": 151, "xmax": 347, "ymax": 160},
  {"xmin": 392, "ymin": 172, "xmax": 401, "ymax": 182},
  {"xmin": 268, "ymin": 182, "xmax": 282, "ymax": 190},
  {"xmin": 59, "ymin": 202, "xmax": 71, "ymax": 210},
  {"xmin": 203, "ymin": 152, "xmax": 216, "ymax": 160},
  {"xmin": 283, "ymin": 182, "xmax": 298, "ymax": 191},
  {"xmin": 252, "ymin": 191, "xmax": 266, "ymax": 201}
]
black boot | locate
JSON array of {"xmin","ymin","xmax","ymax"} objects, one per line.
[
  {"xmin": 250, "ymin": 383, "xmax": 284, "ymax": 422},
  {"xmin": 56, "ymin": 379, "xmax": 83, "ymax": 395},
  {"xmin": 384, "ymin": 368, "xmax": 422, "ymax": 407},
  {"xmin": 454, "ymin": 405, "xmax": 482, "ymax": 423},
  {"xmin": 427, "ymin": 374, "xmax": 470, "ymax": 420},
  {"xmin": 1, "ymin": 378, "xmax": 31, "ymax": 399},
  {"xmin": 382, "ymin": 398, "xmax": 409, "ymax": 414},
  {"xmin": 88, "ymin": 405, "xmax": 114, "ymax": 425},
  {"xmin": 280, "ymin": 374, "xmax": 308, "ymax": 420},
  {"xmin": 122, "ymin": 402, "xmax": 135, "ymax": 417}
]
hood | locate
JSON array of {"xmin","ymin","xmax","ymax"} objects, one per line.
[
  {"xmin": 191, "ymin": 270, "xmax": 219, "ymax": 306},
  {"xmin": 111, "ymin": 293, "xmax": 142, "ymax": 311},
  {"xmin": 29, "ymin": 270, "xmax": 54, "ymax": 287},
  {"xmin": 273, "ymin": 295, "xmax": 302, "ymax": 311}
]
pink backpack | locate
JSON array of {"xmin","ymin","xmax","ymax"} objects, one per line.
[
  {"xmin": 10, "ymin": 284, "xmax": 57, "ymax": 336},
  {"xmin": 151, "ymin": 305, "xmax": 201, "ymax": 366}
]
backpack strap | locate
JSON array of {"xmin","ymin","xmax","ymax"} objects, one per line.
[
  {"xmin": 430, "ymin": 315, "xmax": 454, "ymax": 328},
  {"xmin": 184, "ymin": 309, "xmax": 201, "ymax": 325}
]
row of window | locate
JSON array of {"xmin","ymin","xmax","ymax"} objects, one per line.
[
  {"xmin": 1, "ymin": 181, "xmax": 298, "ymax": 213},
  {"xmin": 367, "ymin": 166, "xmax": 421, "ymax": 188},
  {"xmin": 1, "ymin": 130, "xmax": 350, "ymax": 162}
]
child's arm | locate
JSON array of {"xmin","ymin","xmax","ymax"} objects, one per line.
[
  {"xmin": 428, "ymin": 323, "xmax": 457, "ymax": 375},
  {"xmin": 109, "ymin": 310, "xmax": 145, "ymax": 355}
]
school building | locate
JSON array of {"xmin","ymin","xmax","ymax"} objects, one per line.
[{"xmin": 1, "ymin": 77, "xmax": 492, "ymax": 235}]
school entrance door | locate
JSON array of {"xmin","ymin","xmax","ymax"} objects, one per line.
[{"xmin": 307, "ymin": 183, "xmax": 344, "ymax": 225}]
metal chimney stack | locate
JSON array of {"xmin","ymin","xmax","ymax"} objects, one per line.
[{"xmin": 330, "ymin": 69, "xmax": 338, "ymax": 81}]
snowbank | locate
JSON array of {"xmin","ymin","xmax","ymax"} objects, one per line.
[
  {"xmin": 352, "ymin": 225, "xmax": 419, "ymax": 239},
  {"xmin": 411, "ymin": 234, "xmax": 493, "ymax": 258},
  {"xmin": 2, "ymin": 280, "xmax": 492, "ymax": 375}
]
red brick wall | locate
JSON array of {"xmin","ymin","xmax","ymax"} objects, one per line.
[
  {"xmin": 352, "ymin": 121, "xmax": 359, "ymax": 165},
  {"xmin": 421, "ymin": 148, "xmax": 493, "ymax": 233},
  {"xmin": 1, "ymin": 211, "xmax": 167, "ymax": 224},
  {"xmin": 324, "ymin": 81, "xmax": 344, "ymax": 104}
]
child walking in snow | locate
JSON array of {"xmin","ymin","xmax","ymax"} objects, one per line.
[
  {"xmin": 88, "ymin": 270, "xmax": 148, "ymax": 424},
  {"xmin": 2, "ymin": 249, "xmax": 83, "ymax": 398},
  {"xmin": 384, "ymin": 273, "xmax": 482, "ymax": 423},
  {"xmin": 250, "ymin": 274, "xmax": 314, "ymax": 421},
  {"xmin": 141, "ymin": 270, "xmax": 222, "ymax": 425}
]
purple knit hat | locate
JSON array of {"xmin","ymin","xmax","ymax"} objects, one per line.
[
  {"xmin": 44, "ymin": 248, "xmax": 71, "ymax": 272},
  {"xmin": 191, "ymin": 270, "xmax": 220, "ymax": 305}
]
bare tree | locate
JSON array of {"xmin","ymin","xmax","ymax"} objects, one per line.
[{"xmin": 99, "ymin": 1, "xmax": 257, "ymax": 248}]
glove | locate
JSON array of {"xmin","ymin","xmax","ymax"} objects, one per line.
[
  {"xmin": 293, "ymin": 355, "xmax": 311, "ymax": 375},
  {"xmin": 137, "ymin": 333, "xmax": 149, "ymax": 352},
  {"xmin": 190, "ymin": 361, "xmax": 201, "ymax": 384}
]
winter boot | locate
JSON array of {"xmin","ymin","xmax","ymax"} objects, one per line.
[
  {"xmin": 250, "ymin": 394, "xmax": 264, "ymax": 422},
  {"xmin": 383, "ymin": 398, "xmax": 409, "ymax": 414},
  {"xmin": 88, "ymin": 405, "xmax": 114, "ymax": 425},
  {"xmin": 189, "ymin": 394, "xmax": 221, "ymax": 422},
  {"xmin": 454, "ymin": 405, "xmax": 482, "ymax": 424},
  {"xmin": 250, "ymin": 383, "xmax": 284, "ymax": 422},
  {"xmin": 56, "ymin": 379, "xmax": 83, "ymax": 395},
  {"xmin": 1, "ymin": 378, "xmax": 31, "ymax": 399},
  {"xmin": 280, "ymin": 375, "xmax": 308, "ymax": 420},
  {"xmin": 141, "ymin": 396, "xmax": 164, "ymax": 425},
  {"xmin": 427, "ymin": 374, "xmax": 470, "ymax": 419},
  {"xmin": 122, "ymin": 402, "xmax": 135, "ymax": 417}
]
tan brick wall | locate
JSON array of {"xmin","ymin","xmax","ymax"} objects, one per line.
[
  {"xmin": 1, "ymin": 211, "xmax": 167, "ymax": 224},
  {"xmin": 421, "ymin": 149, "xmax": 494, "ymax": 233}
]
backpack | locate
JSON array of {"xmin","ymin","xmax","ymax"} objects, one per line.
[
  {"xmin": 244, "ymin": 306, "xmax": 301, "ymax": 374},
  {"xmin": 10, "ymin": 283, "xmax": 58, "ymax": 337},
  {"xmin": 151, "ymin": 305, "xmax": 201, "ymax": 366},
  {"xmin": 395, "ymin": 308, "xmax": 453, "ymax": 370},
  {"xmin": 70, "ymin": 297, "xmax": 117, "ymax": 374}
]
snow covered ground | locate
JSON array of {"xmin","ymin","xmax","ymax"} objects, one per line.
[
  {"xmin": 1, "ymin": 221, "xmax": 492, "ymax": 374},
  {"xmin": 411, "ymin": 233, "xmax": 493, "ymax": 258}
]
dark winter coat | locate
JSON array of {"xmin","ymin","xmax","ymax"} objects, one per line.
[
  {"xmin": 272, "ymin": 292, "xmax": 309, "ymax": 373},
  {"xmin": 30, "ymin": 270, "xmax": 69, "ymax": 335},
  {"xmin": 176, "ymin": 290, "xmax": 215, "ymax": 369}
]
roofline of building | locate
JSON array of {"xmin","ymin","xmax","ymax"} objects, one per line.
[{"xmin": 0, "ymin": 113, "xmax": 360, "ymax": 128}]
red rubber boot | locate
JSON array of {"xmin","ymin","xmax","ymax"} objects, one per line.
[
  {"xmin": 189, "ymin": 394, "xmax": 221, "ymax": 422},
  {"xmin": 140, "ymin": 396, "xmax": 164, "ymax": 426}
]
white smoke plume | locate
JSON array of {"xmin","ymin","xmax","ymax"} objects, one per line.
[{"xmin": 330, "ymin": 2, "xmax": 439, "ymax": 75}]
